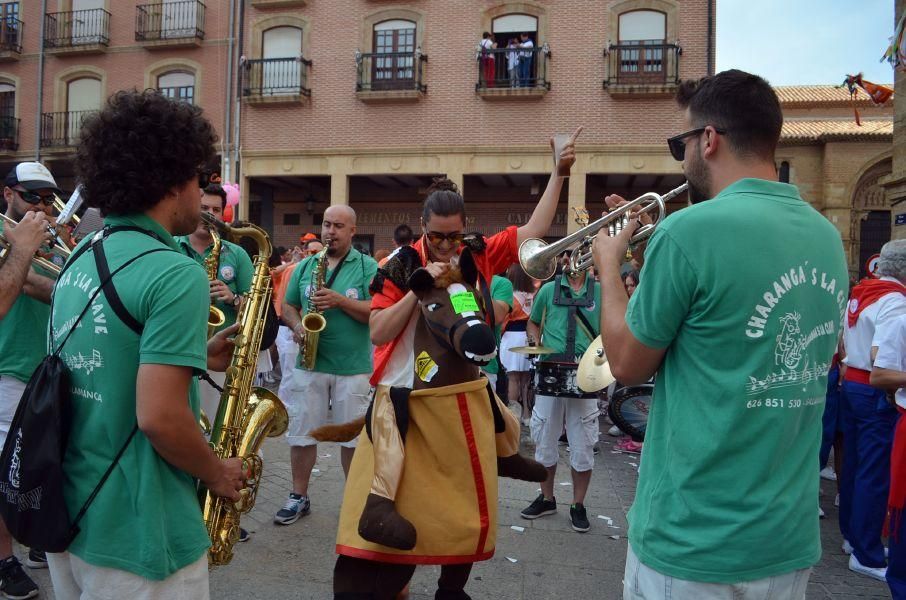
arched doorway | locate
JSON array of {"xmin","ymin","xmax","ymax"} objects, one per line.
[{"xmin": 852, "ymin": 157, "xmax": 893, "ymax": 278}]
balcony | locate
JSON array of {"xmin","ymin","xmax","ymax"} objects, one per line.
[
  {"xmin": 44, "ymin": 9, "xmax": 110, "ymax": 55},
  {"xmin": 603, "ymin": 41, "xmax": 681, "ymax": 97},
  {"xmin": 159, "ymin": 85, "xmax": 195, "ymax": 104},
  {"xmin": 250, "ymin": 0, "xmax": 306, "ymax": 6},
  {"xmin": 0, "ymin": 18, "xmax": 22, "ymax": 61},
  {"xmin": 0, "ymin": 116, "xmax": 19, "ymax": 151},
  {"xmin": 356, "ymin": 50, "xmax": 427, "ymax": 103},
  {"xmin": 136, "ymin": 1, "xmax": 205, "ymax": 48},
  {"xmin": 40, "ymin": 111, "xmax": 95, "ymax": 149},
  {"xmin": 476, "ymin": 46, "xmax": 550, "ymax": 100},
  {"xmin": 242, "ymin": 57, "xmax": 312, "ymax": 105}
]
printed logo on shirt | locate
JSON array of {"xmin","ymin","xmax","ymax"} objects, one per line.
[
  {"xmin": 848, "ymin": 298, "xmax": 859, "ymax": 314},
  {"xmin": 219, "ymin": 265, "xmax": 235, "ymax": 282},
  {"xmin": 346, "ymin": 288, "xmax": 359, "ymax": 300}
]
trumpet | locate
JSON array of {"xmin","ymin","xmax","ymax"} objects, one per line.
[
  {"xmin": 518, "ymin": 183, "xmax": 688, "ymax": 280},
  {"xmin": 0, "ymin": 213, "xmax": 71, "ymax": 275}
]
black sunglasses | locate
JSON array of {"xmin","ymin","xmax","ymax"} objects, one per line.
[
  {"xmin": 667, "ymin": 127, "xmax": 727, "ymax": 161},
  {"xmin": 425, "ymin": 231, "xmax": 464, "ymax": 245},
  {"xmin": 15, "ymin": 188, "xmax": 55, "ymax": 206}
]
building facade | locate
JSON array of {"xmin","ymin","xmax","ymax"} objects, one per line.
[{"xmin": 0, "ymin": 0, "xmax": 893, "ymax": 276}]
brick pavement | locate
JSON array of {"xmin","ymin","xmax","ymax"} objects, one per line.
[{"xmin": 23, "ymin": 419, "xmax": 891, "ymax": 599}]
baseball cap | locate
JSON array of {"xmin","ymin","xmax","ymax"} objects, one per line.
[
  {"xmin": 5, "ymin": 162, "xmax": 61, "ymax": 193},
  {"xmin": 300, "ymin": 232, "xmax": 318, "ymax": 242}
]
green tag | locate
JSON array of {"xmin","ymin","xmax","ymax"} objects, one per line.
[{"xmin": 450, "ymin": 292, "xmax": 480, "ymax": 314}]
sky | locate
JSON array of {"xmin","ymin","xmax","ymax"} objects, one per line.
[{"xmin": 716, "ymin": 0, "xmax": 895, "ymax": 86}]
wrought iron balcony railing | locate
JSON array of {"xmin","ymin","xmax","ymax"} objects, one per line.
[
  {"xmin": 0, "ymin": 116, "xmax": 19, "ymax": 151},
  {"xmin": 40, "ymin": 111, "xmax": 95, "ymax": 148},
  {"xmin": 356, "ymin": 50, "xmax": 427, "ymax": 93},
  {"xmin": 0, "ymin": 18, "xmax": 22, "ymax": 53},
  {"xmin": 159, "ymin": 85, "xmax": 195, "ymax": 103},
  {"xmin": 44, "ymin": 9, "xmax": 110, "ymax": 48},
  {"xmin": 136, "ymin": 1, "xmax": 205, "ymax": 42},
  {"xmin": 242, "ymin": 57, "xmax": 312, "ymax": 98},
  {"xmin": 476, "ymin": 45, "xmax": 551, "ymax": 90},
  {"xmin": 603, "ymin": 41, "xmax": 681, "ymax": 87}
]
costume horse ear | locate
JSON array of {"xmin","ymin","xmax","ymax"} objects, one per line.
[
  {"xmin": 408, "ymin": 268, "xmax": 435, "ymax": 299},
  {"xmin": 459, "ymin": 247, "xmax": 479, "ymax": 286}
]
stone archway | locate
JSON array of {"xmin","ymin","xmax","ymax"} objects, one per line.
[{"xmin": 851, "ymin": 157, "xmax": 893, "ymax": 277}]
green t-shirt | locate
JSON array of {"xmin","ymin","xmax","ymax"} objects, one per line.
[
  {"xmin": 175, "ymin": 236, "xmax": 254, "ymax": 331},
  {"xmin": 529, "ymin": 276, "xmax": 601, "ymax": 361},
  {"xmin": 0, "ymin": 221, "xmax": 52, "ymax": 382},
  {"xmin": 51, "ymin": 214, "xmax": 212, "ymax": 580},
  {"xmin": 625, "ymin": 178, "xmax": 848, "ymax": 583},
  {"xmin": 285, "ymin": 248, "xmax": 378, "ymax": 375},
  {"xmin": 483, "ymin": 275, "xmax": 513, "ymax": 375}
]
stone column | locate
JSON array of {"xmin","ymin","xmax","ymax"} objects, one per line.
[
  {"xmin": 884, "ymin": 0, "xmax": 906, "ymax": 239},
  {"xmin": 330, "ymin": 173, "xmax": 349, "ymax": 206}
]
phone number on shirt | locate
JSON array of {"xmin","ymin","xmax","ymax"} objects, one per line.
[{"xmin": 745, "ymin": 397, "xmax": 823, "ymax": 409}]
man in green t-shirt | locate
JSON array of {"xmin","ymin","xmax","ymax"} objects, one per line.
[
  {"xmin": 45, "ymin": 90, "xmax": 245, "ymax": 599},
  {"xmin": 593, "ymin": 70, "xmax": 848, "ymax": 596},
  {"xmin": 521, "ymin": 268, "xmax": 601, "ymax": 534},
  {"xmin": 480, "ymin": 274, "xmax": 513, "ymax": 389},
  {"xmin": 175, "ymin": 183, "xmax": 254, "ymax": 425},
  {"xmin": 0, "ymin": 162, "xmax": 62, "ymax": 598},
  {"xmin": 277, "ymin": 204, "xmax": 378, "ymax": 525}
]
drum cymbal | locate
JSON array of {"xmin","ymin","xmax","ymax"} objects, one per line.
[
  {"xmin": 509, "ymin": 345, "xmax": 556, "ymax": 356},
  {"xmin": 577, "ymin": 336, "xmax": 616, "ymax": 392}
]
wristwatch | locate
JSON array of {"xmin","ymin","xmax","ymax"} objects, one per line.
[{"xmin": 231, "ymin": 294, "xmax": 241, "ymax": 308}]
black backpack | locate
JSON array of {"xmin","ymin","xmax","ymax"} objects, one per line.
[{"xmin": 0, "ymin": 228, "xmax": 167, "ymax": 552}]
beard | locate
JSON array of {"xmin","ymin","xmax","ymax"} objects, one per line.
[{"xmin": 685, "ymin": 149, "xmax": 712, "ymax": 204}]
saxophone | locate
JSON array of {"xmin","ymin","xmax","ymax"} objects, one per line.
[
  {"xmin": 204, "ymin": 224, "xmax": 226, "ymax": 338},
  {"xmin": 299, "ymin": 247, "xmax": 328, "ymax": 370},
  {"xmin": 197, "ymin": 212, "xmax": 289, "ymax": 566}
]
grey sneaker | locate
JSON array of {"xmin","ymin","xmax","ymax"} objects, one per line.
[
  {"xmin": 274, "ymin": 493, "xmax": 310, "ymax": 525},
  {"xmin": 570, "ymin": 504, "xmax": 590, "ymax": 532}
]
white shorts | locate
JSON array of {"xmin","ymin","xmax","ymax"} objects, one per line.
[
  {"xmin": 500, "ymin": 331, "xmax": 532, "ymax": 373},
  {"xmin": 0, "ymin": 376, "xmax": 26, "ymax": 450},
  {"xmin": 530, "ymin": 394, "xmax": 599, "ymax": 472},
  {"xmin": 623, "ymin": 545, "xmax": 810, "ymax": 600},
  {"xmin": 47, "ymin": 552, "xmax": 209, "ymax": 600},
  {"xmin": 276, "ymin": 326, "xmax": 298, "ymax": 378},
  {"xmin": 283, "ymin": 369, "xmax": 371, "ymax": 448}
]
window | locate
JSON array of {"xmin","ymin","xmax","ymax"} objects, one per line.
[
  {"xmin": 158, "ymin": 71, "xmax": 195, "ymax": 103},
  {"xmin": 491, "ymin": 14, "xmax": 538, "ymax": 85},
  {"xmin": 618, "ymin": 10, "xmax": 666, "ymax": 43},
  {"xmin": 0, "ymin": 3, "xmax": 19, "ymax": 51},
  {"xmin": 262, "ymin": 26, "xmax": 302, "ymax": 94},
  {"xmin": 372, "ymin": 19, "xmax": 415, "ymax": 91},
  {"xmin": 779, "ymin": 161, "xmax": 790, "ymax": 183},
  {"xmin": 66, "ymin": 77, "xmax": 101, "ymax": 144},
  {"xmin": 0, "ymin": 82, "xmax": 13, "ymax": 119},
  {"xmin": 616, "ymin": 10, "xmax": 667, "ymax": 83}
]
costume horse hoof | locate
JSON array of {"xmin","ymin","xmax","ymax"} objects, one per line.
[
  {"xmin": 358, "ymin": 493, "xmax": 417, "ymax": 550},
  {"xmin": 497, "ymin": 454, "xmax": 548, "ymax": 482}
]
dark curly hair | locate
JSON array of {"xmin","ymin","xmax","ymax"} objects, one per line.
[
  {"xmin": 422, "ymin": 176, "xmax": 465, "ymax": 223},
  {"xmin": 76, "ymin": 90, "xmax": 218, "ymax": 216},
  {"xmin": 203, "ymin": 182, "xmax": 227, "ymax": 210}
]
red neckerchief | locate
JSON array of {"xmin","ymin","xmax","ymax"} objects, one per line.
[
  {"xmin": 886, "ymin": 406, "xmax": 906, "ymax": 540},
  {"xmin": 847, "ymin": 278, "xmax": 906, "ymax": 328}
]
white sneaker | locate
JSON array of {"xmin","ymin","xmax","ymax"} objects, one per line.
[
  {"xmin": 608, "ymin": 425, "xmax": 622, "ymax": 437},
  {"xmin": 819, "ymin": 466, "xmax": 837, "ymax": 481},
  {"xmin": 842, "ymin": 539, "xmax": 853, "ymax": 555},
  {"xmin": 848, "ymin": 554, "xmax": 887, "ymax": 581}
]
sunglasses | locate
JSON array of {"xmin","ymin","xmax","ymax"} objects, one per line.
[
  {"xmin": 667, "ymin": 127, "xmax": 727, "ymax": 161},
  {"xmin": 425, "ymin": 231, "xmax": 464, "ymax": 246},
  {"xmin": 16, "ymin": 189, "xmax": 55, "ymax": 206}
]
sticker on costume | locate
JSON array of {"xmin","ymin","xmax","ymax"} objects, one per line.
[
  {"xmin": 415, "ymin": 350, "xmax": 439, "ymax": 382},
  {"xmin": 219, "ymin": 265, "xmax": 236, "ymax": 282},
  {"xmin": 450, "ymin": 292, "xmax": 480, "ymax": 314},
  {"xmin": 345, "ymin": 288, "xmax": 360, "ymax": 300}
]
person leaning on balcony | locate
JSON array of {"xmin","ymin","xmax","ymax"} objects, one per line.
[
  {"xmin": 507, "ymin": 38, "xmax": 520, "ymax": 87},
  {"xmin": 480, "ymin": 32, "xmax": 497, "ymax": 88},
  {"xmin": 518, "ymin": 32, "xmax": 534, "ymax": 87}
]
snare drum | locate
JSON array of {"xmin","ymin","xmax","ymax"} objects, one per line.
[{"xmin": 534, "ymin": 362, "xmax": 594, "ymax": 398}]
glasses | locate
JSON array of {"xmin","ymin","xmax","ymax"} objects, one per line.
[
  {"xmin": 425, "ymin": 231, "xmax": 464, "ymax": 246},
  {"xmin": 667, "ymin": 127, "xmax": 727, "ymax": 161},
  {"xmin": 16, "ymin": 189, "xmax": 55, "ymax": 206}
]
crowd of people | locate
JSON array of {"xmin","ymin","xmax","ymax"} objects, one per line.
[{"xmin": 0, "ymin": 68, "xmax": 899, "ymax": 600}]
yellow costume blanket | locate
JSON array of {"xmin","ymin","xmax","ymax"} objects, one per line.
[{"xmin": 336, "ymin": 378, "xmax": 502, "ymax": 565}]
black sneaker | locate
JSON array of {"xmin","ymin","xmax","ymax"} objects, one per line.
[
  {"xmin": 520, "ymin": 494, "xmax": 557, "ymax": 520},
  {"xmin": 23, "ymin": 551, "xmax": 45, "ymax": 570},
  {"xmin": 0, "ymin": 556, "xmax": 38, "ymax": 599},
  {"xmin": 238, "ymin": 528, "xmax": 250, "ymax": 543},
  {"xmin": 274, "ymin": 493, "xmax": 311, "ymax": 525},
  {"xmin": 570, "ymin": 503, "xmax": 590, "ymax": 532}
]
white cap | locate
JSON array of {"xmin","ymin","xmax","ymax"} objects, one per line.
[{"xmin": 5, "ymin": 162, "xmax": 61, "ymax": 193}]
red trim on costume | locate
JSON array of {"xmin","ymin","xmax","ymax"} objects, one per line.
[
  {"xmin": 335, "ymin": 545, "xmax": 495, "ymax": 565},
  {"xmin": 886, "ymin": 406, "xmax": 906, "ymax": 541},
  {"xmin": 455, "ymin": 391, "xmax": 491, "ymax": 555},
  {"xmin": 847, "ymin": 278, "xmax": 906, "ymax": 328},
  {"xmin": 843, "ymin": 367, "xmax": 872, "ymax": 385}
]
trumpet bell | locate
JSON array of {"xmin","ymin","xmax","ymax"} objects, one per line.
[{"xmin": 518, "ymin": 238, "xmax": 558, "ymax": 280}]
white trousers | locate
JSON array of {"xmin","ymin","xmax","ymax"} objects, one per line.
[
  {"xmin": 623, "ymin": 545, "xmax": 811, "ymax": 600},
  {"xmin": 47, "ymin": 552, "xmax": 209, "ymax": 600}
]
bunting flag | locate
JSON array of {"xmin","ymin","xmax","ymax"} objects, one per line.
[
  {"xmin": 839, "ymin": 73, "xmax": 894, "ymax": 125},
  {"xmin": 882, "ymin": 11, "xmax": 906, "ymax": 71}
]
